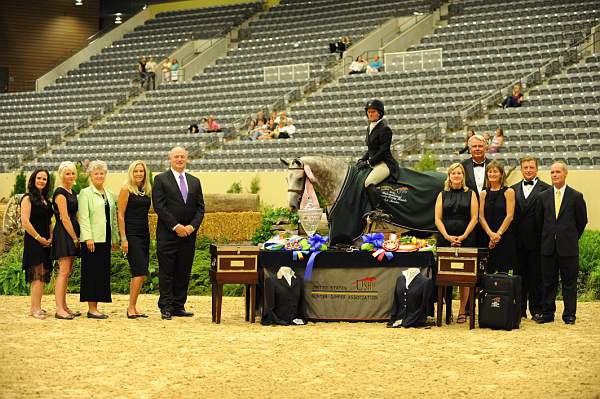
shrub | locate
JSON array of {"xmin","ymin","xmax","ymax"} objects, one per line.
[
  {"xmin": 249, "ymin": 176, "xmax": 260, "ymax": 194},
  {"xmin": 11, "ymin": 171, "xmax": 26, "ymax": 196},
  {"xmin": 0, "ymin": 242, "xmax": 28, "ymax": 295},
  {"xmin": 226, "ymin": 181, "xmax": 242, "ymax": 194},
  {"xmin": 251, "ymin": 206, "xmax": 299, "ymax": 245},
  {"xmin": 579, "ymin": 230, "xmax": 600, "ymax": 299},
  {"xmin": 414, "ymin": 151, "xmax": 439, "ymax": 172}
]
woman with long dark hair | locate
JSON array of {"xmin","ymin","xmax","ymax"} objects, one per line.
[{"xmin": 21, "ymin": 168, "xmax": 53, "ymax": 319}]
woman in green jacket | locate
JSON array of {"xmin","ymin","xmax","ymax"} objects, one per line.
[{"xmin": 78, "ymin": 160, "xmax": 119, "ymax": 319}]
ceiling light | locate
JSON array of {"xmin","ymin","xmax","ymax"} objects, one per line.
[
  {"xmin": 75, "ymin": 0, "xmax": 83, "ymax": 5},
  {"xmin": 115, "ymin": 13, "xmax": 122, "ymax": 24}
]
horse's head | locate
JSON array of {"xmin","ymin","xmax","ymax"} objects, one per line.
[{"xmin": 281, "ymin": 158, "xmax": 305, "ymax": 212}]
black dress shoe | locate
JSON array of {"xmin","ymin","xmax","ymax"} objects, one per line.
[
  {"xmin": 161, "ymin": 311, "xmax": 172, "ymax": 320},
  {"xmin": 535, "ymin": 315, "xmax": 554, "ymax": 324},
  {"xmin": 172, "ymin": 310, "xmax": 194, "ymax": 317},
  {"xmin": 87, "ymin": 312, "xmax": 109, "ymax": 319},
  {"xmin": 563, "ymin": 316, "xmax": 576, "ymax": 325}
]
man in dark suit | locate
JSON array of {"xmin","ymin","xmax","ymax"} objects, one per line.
[
  {"xmin": 460, "ymin": 134, "xmax": 490, "ymax": 248},
  {"xmin": 536, "ymin": 161, "xmax": 587, "ymax": 325},
  {"xmin": 152, "ymin": 146, "xmax": 205, "ymax": 320},
  {"xmin": 511, "ymin": 157, "xmax": 551, "ymax": 319}
]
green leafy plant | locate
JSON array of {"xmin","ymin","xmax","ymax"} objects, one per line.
[
  {"xmin": 251, "ymin": 206, "xmax": 299, "ymax": 245},
  {"xmin": 414, "ymin": 151, "xmax": 439, "ymax": 172},
  {"xmin": 72, "ymin": 162, "xmax": 89, "ymax": 194},
  {"xmin": 226, "ymin": 181, "xmax": 243, "ymax": 194},
  {"xmin": 11, "ymin": 170, "xmax": 26, "ymax": 196},
  {"xmin": 0, "ymin": 242, "xmax": 28, "ymax": 295},
  {"xmin": 249, "ymin": 176, "xmax": 260, "ymax": 194},
  {"xmin": 579, "ymin": 230, "xmax": 600, "ymax": 300}
]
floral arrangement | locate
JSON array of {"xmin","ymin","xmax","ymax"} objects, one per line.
[{"xmin": 360, "ymin": 233, "xmax": 435, "ymax": 261}]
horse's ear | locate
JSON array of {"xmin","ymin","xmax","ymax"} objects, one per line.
[{"xmin": 280, "ymin": 158, "xmax": 290, "ymax": 167}]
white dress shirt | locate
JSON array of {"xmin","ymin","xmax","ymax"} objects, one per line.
[
  {"xmin": 522, "ymin": 178, "xmax": 538, "ymax": 199},
  {"xmin": 473, "ymin": 164, "xmax": 485, "ymax": 194}
]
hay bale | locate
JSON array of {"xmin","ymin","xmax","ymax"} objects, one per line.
[
  {"xmin": 204, "ymin": 194, "xmax": 260, "ymax": 212},
  {"xmin": 148, "ymin": 212, "xmax": 261, "ymax": 243}
]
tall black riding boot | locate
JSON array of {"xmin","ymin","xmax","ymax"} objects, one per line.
[{"xmin": 366, "ymin": 185, "xmax": 381, "ymax": 210}]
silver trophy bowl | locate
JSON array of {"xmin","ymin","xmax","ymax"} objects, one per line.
[{"xmin": 297, "ymin": 207, "xmax": 323, "ymax": 237}]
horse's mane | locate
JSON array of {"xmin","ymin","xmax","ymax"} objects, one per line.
[{"xmin": 299, "ymin": 156, "xmax": 349, "ymax": 206}]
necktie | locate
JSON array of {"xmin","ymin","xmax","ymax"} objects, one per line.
[
  {"xmin": 179, "ymin": 174, "xmax": 188, "ymax": 203},
  {"xmin": 523, "ymin": 180, "xmax": 534, "ymax": 186},
  {"xmin": 555, "ymin": 190, "xmax": 561, "ymax": 219}
]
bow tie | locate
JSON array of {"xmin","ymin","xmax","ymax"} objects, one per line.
[
  {"xmin": 473, "ymin": 162, "xmax": 485, "ymax": 168},
  {"xmin": 523, "ymin": 180, "xmax": 535, "ymax": 186}
]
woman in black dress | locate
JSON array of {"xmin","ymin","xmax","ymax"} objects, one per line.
[
  {"xmin": 118, "ymin": 160, "xmax": 152, "ymax": 318},
  {"xmin": 78, "ymin": 161, "xmax": 119, "ymax": 319},
  {"xmin": 21, "ymin": 168, "xmax": 53, "ymax": 319},
  {"xmin": 51, "ymin": 161, "xmax": 81, "ymax": 320},
  {"xmin": 434, "ymin": 163, "xmax": 479, "ymax": 323},
  {"xmin": 479, "ymin": 160, "xmax": 517, "ymax": 274}
]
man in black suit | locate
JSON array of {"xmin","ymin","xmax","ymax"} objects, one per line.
[
  {"xmin": 152, "ymin": 146, "xmax": 205, "ymax": 320},
  {"xmin": 536, "ymin": 161, "xmax": 587, "ymax": 325},
  {"xmin": 511, "ymin": 157, "xmax": 551, "ymax": 319},
  {"xmin": 460, "ymin": 134, "xmax": 490, "ymax": 248}
]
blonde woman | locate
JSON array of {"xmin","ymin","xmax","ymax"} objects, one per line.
[
  {"xmin": 479, "ymin": 160, "xmax": 517, "ymax": 274},
  {"xmin": 51, "ymin": 161, "xmax": 81, "ymax": 320},
  {"xmin": 500, "ymin": 84, "xmax": 523, "ymax": 108},
  {"xmin": 78, "ymin": 161, "xmax": 119, "ymax": 319},
  {"xmin": 434, "ymin": 163, "xmax": 479, "ymax": 323},
  {"xmin": 118, "ymin": 161, "xmax": 152, "ymax": 318}
]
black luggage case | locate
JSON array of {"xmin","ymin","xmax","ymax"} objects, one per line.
[{"xmin": 478, "ymin": 273, "xmax": 522, "ymax": 330}]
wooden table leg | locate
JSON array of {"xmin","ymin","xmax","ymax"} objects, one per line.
[
  {"xmin": 216, "ymin": 284, "xmax": 223, "ymax": 324},
  {"xmin": 244, "ymin": 284, "xmax": 250, "ymax": 322},
  {"xmin": 469, "ymin": 287, "xmax": 476, "ymax": 330},
  {"xmin": 436, "ymin": 285, "xmax": 443, "ymax": 327},
  {"xmin": 249, "ymin": 284, "xmax": 256, "ymax": 323},
  {"xmin": 445, "ymin": 286, "xmax": 453, "ymax": 325},
  {"xmin": 211, "ymin": 282, "xmax": 216, "ymax": 323}
]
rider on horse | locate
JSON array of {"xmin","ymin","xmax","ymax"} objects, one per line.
[{"xmin": 357, "ymin": 99, "xmax": 400, "ymax": 210}]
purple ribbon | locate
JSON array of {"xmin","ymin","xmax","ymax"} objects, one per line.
[
  {"xmin": 303, "ymin": 234, "xmax": 328, "ymax": 281},
  {"xmin": 361, "ymin": 233, "xmax": 384, "ymax": 249}
]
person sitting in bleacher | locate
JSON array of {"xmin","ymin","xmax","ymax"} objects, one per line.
[
  {"xmin": 499, "ymin": 84, "xmax": 523, "ymax": 108},
  {"xmin": 329, "ymin": 36, "xmax": 351, "ymax": 59},
  {"xmin": 488, "ymin": 127, "xmax": 505, "ymax": 154},
  {"xmin": 457, "ymin": 129, "xmax": 475, "ymax": 155},
  {"xmin": 137, "ymin": 57, "xmax": 147, "ymax": 88},
  {"xmin": 250, "ymin": 113, "xmax": 268, "ymax": 140},
  {"xmin": 144, "ymin": 57, "xmax": 157, "ymax": 90},
  {"xmin": 257, "ymin": 113, "xmax": 279, "ymax": 140},
  {"xmin": 170, "ymin": 59, "xmax": 179, "ymax": 82},
  {"xmin": 367, "ymin": 55, "xmax": 383, "ymax": 74},
  {"xmin": 204, "ymin": 115, "xmax": 221, "ymax": 132},
  {"xmin": 278, "ymin": 118, "xmax": 296, "ymax": 139},
  {"xmin": 349, "ymin": 56, "xmax": 367, "ymax": 75},
  {"xmin": 483, "ymin": 131, "xmax": 491, "ymax": 145}
]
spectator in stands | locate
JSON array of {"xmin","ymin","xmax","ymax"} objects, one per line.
[
  {"xmin": 434, "ymin": 163, "xmax": 478, "ymax": 323},
  {"xmin": 248, "ymin": 111, "xmax": 266, "ymax": 131},
  {"xmin": 145, "ymin": 57, "xmax": 157, "ymax": 90},
  {"xmin": 367, "ymin": 55, "xmax": 383, "ymax": 74},
  {"xmin": 188, "ymin": 121, "xmax": 200, "ymax": 134},
  {"xmin": 483, "ymin": 131, "xmax": 491, "ymax": 145},
  {"xmin": 274, "ymin": 111, "xmax": 287, "ymax": 125},
  {"xmin": 349, "ymin": 56, "xmax": 367, "ymax": 74},
  {"xmin": 118, "ymin": 160, "xmax": 152, "ymax": 319},
  {"xmin": 257, "ymin": 113, "xmax": 278, "ymax": 140},
  {"xmin": 278, "ymin": 117, "xmax": 296, "ymax": 139},
  {"xmin": 161, "ymin": 58, "xmax": 171, "ymax": 82},
  {"xmin": 52, "ymin": 161, "xmax": 81, "ymax": 320},
  {"xmin": 499, "ymin": 84, "xmax": 523, "ymax": 108},
  {"xmin": 250, "ymin": 113, "xmax": 268, "ymax": 140},
  {"xmin": 488, "ymin": 127, "xmax": 505, "ymax": 154},
  {"xmin": 204, "ymin": 115, "xmax": 221, "ymax": 132},
  {"xmin": 457, "ymin": 129, "xmax": 475, "ymax": 154},
  {"xmin": 138, "ymin": 57, "xmax": 147, "ymax": 88},
  {"xmin": 330, "ymin": 36, "xmax": 351, "ymax": 59},
  {"xmin": 171, "ymin": 58, "xmax": 180, "ymax": 82},
  {"xmin": 21, "ymin": 168, "xmax": 53, "ymax": 320},
  {"xmin": 78, "ymin": 160, "xmax": 119, "ymax": 319}
]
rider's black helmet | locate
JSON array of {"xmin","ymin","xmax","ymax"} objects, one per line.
[{"xmin": 365, "ymin": 99, "xmax": 385, "ymax": 118}]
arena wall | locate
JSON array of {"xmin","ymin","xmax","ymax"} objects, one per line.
[{"xmin": 1, "ymin": 170, "xmax": 599, "ymax": 229}]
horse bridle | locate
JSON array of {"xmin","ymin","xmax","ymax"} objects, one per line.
[{"xmin": 287, "ymin": 164, "xmax": 306, "ymax": 196}]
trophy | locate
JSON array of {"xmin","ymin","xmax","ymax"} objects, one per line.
[{"xmin": 297, "ymin": 196, "xmax": 323, "ymax": 237}]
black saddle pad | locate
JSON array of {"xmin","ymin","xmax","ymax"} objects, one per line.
[{"xmin": 329, "ymin": 165, "xmax": 445, "ymax": 244}]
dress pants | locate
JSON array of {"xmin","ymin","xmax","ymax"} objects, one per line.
[
  {"xmin": 157, "ymin": 237, "xmax": 195, "ymax": 313},
  {"xmin": 540, "ymin": 252, "xmax": 578, "ymax": 321},
  {"xmin": 514, "ymin": 247, "xmax": 543, "ymax": 316}
]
